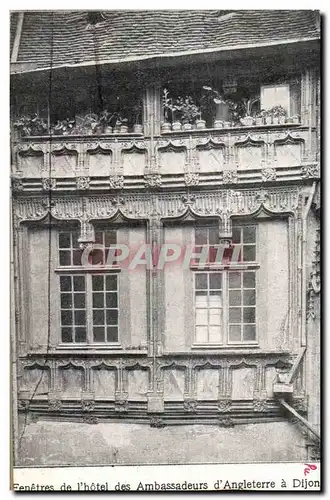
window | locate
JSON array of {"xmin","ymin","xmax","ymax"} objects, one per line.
[
  {"xmin": 58, "ymin": 229, "xmax": 119, "ymax": 345},
  {"xmin": 193, "ymin": 225, "xmax": 257, "ymax": 346}
]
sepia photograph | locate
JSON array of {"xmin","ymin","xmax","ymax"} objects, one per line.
[{"xmin": 10, "ymin": 7, "xmax": 321, "ymax": 491}]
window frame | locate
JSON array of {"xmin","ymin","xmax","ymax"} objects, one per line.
[{"xmin": 191, "ymin": 223, "xmax": 259, "ymax": 349}]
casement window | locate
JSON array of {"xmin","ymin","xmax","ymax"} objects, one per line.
[
  {"xmin": 57, "ymin": 229, "xmax": 119, "ymax": 345},
  {"xmin": 193, "ymin": 225, "xmax": 257, "ymax": 346}
]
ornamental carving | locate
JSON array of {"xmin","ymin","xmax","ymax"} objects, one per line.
[
  {"xmin": 18, "ymin": 399, "xmax": 30, "ymax": 410},
  {"xmin": 183, "ymin": 399, "xmax": 197, "ymax": 413},
  {"xmin": 261, "ymin": 168, "xmax": 277, "ymax": 182},
  {"xmin": 184, "ymin": 173, "xmax": 200, "ymax": 186},
  {"xmin": 12, "ymin": 179, "xmax": 24, "ymax": 192},
  {"xmin": 109, "ymin": 175, "xmax": 124, "ymax": 190},
  {"xmin": 144, "ymin": 174, "xmax": 162, "ymax": 188},
  {"xmin": 218, "ymin": 400, "xmax": 232, "ymax": 412},
  {"xmin": 48, "ymin": 399, "xmax": 62, "ymax": 411},
  {"xmin": 253, "ymin": 399, "xmax": 267, "ymax": 412},
  {"xmin": 218, "ymin": 417, "xmax": 234, "ymax": 428},
  {"xmin": 223, "ymin": 170, "xmax": 238, "ymax": 184},
  {"xmin": 114, "ymin": 400, "xmax": 128, "ymax": 413},
  {"xmin": 42, "ymin": 178, "xmax": 57, "ymax": 191},
  {"xmin": 301, "ymin": 164, "xmax": 320, "ymax": 178},
  {"xmin": 76, "ymin": 176, "xmax": 90, "ymax": 190},
  {"xmin": 150, "ymin": 417, "xmax": 166, "ymax": 428},
  {"xmin": 82, "ymin": 400, "xmax": 95, "ymax": 412}
]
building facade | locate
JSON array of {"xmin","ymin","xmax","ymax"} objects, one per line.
[{"xmin": 10, "ymin": 10, "xmax": 321, "ymax": 466}]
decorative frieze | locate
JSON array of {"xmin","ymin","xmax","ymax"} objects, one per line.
[
  {"xmin": 144, "ymin": 174, "xmax": 162, "ymax": 188},
  {"xmin": 42, "ymin": 178, "xmax": 57, "ymax": 191},
  {"xmin": 261, "ymin": 167, "xmax": 277, "ymax": 182},
  {"xmin": 184, "ymin": 173, "xmax": 199, "ymax": 186},
  {"xmin": 76, "ymin": 176, "xmax": 90, "ymax": 190},
  {"xmin": 301, "ymin": 163, "xmax": 320, "ymax": 178},
  {"xmin": 109, "ymin": 175, "xmax": 124, "ymax": 190},
  {"xmin": 223, "ymin": 170, "xmax": 238, "ymax": 184}
]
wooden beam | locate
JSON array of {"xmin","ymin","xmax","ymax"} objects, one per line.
[{"xmin": 11, "ymin": 12, "xmax": 24, "ymax": 64}]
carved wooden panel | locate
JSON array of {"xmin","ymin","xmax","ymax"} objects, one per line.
[
  {"xmin": 196, "ymin": 368, "xmax": 219, "ymax": 400},
  {"xmin": 59, "ymin": 365, "xmax": 84, "ymax": 396},
  {"xmin": 159, "ymin": 151, "xmax": 185, "ymax": 174},
  {"xmin": 52, "ymin": 153, "xmax": 77, "ymax": 177},
  {"xmin": 163, "ymin": 367, "xmax": 185, "ymax": 401},
  {"xmin": 92, "ymin": 367, "xmax": 116, "ymax": 399},
  {"xmin": 198, "ymin": 149, "xmax": 224, "ymax": 172},
  {"xmin": 231, "ymin": 367, "xmax": 256, "ymax": 400},
  {"xmin": 127, "ymin": 368, "xmax": 149, "ymax": 401},
  {"xmin": 89, "ymin": 152, "xmax": 112, "ymax": 176}
]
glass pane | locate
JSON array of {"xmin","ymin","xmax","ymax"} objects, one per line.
[
  {"xmin": 229, "ymin": 272, "xmax": 241, "ymax": 289},
  {"xmin": 106, "ymin": 275, "xmax": 117, "ymax": 291},
  {"xmin": 195, "ymin": 326, "xmax": 208, "ymax": 343},
  {"xmin": 72, "ymin": 232, "xmax": 80, "ymax": 249},
  {"xmin": 243, "ymin": 272, "xmax": 256, "ymax": 289},
  {"xmin": 243, "ymin": 307, "xmax": 255, "ymax": 323},
  {"xmin": 93, "ymin": 310, "xmax": 105, "ymax": 325},
  {"xmin": 74, "ymin": 310, "xmax": 86, "ymax": 325},
  {"xmin": 243, "ymin": 289, "xmax": 256, "ymax": 306},
  {"xmin": 229, "ymin": 290, "xmax": 241, "ymax": 306},
  {"xmin": 75, "ymin": 327, "xmax": 86, "ymax": 343},
  {"xmin": 94, "ymin": 231, "xmax": 104, "ymax": 244},
  {"xmin": 59, "ymin": 233, "xmax": 71, "ymax": 249},
  {"xmin": 209, "ymin": 293, "xmax": 221, "ymax": 305},
  {"xmin": 229, "ymin": 325, "xmax": 241, "ymax": 342},
  {"xmin": 61, "ymin": 293, "xmax": 72, "ymax": 308},
  {"xmin": 209, "ymin": 309, "xmax": 221, "ymax": 325},
  {"xmin": 195, "ymin": 228, "xmax": 208, "ymax": 245},
  {"xmin": 243, "ymin": 245, "xmax": 256, "ymax": 262},
  {"xmin": 232, "ymin": 227, "xmax": 241, "ymax": 244},
  {"xmin": 91, "ymin": 249, "xmax": 104, "ymax": 266},
  {"xmin": 229, "ymin": 308, "xmax": 241, "ymax": 323},
  {"xmin": 243, "ymin": 226, "xmax": 256, "ymax": 243},
  {"xmin": 93, "ymin": 327, "xmax": 105, "ymax": 342},
  {"xmin": 61, "ymin": 327, "xmax": 73, "ymax": 343},
  {"xmin": 93, "ymin": 293, "xmax": 104, "ymax": 308},
  {"xmin": 73, "ymin": 249, "xmax": 83, "ymax": 266},
  {"xmin": 196, "ymin": 309, "xmax": 208, "ymax": 325},
  {"xmin": 196, "ymin": 293, "xmax": 208, "ymax": 306},
  {"xmin": 59, "ymin": 250, "xmax": 71, "ymax": 266},
  {"xmin": 209, "ymin": 325, "xmax": 221, "ymax": 343},
  {"xmin": 244, "ymin": 324, "xmax": 256, "ymax": 341},
  {"xmin": 74, "ymin": 293, "xmax": 85, "ymax": 308},
  {"xmin": 210, "ymin": 273, "xmax": 222, "ymax": 289},
  {"xmin": 107, "ymin": 326, "xmax": 118, "ymax": 342},
  {"xmin": 105, "ymin": 231, "xmax": 116, "ymax": 247},
  {"xmin": 106, "ymin": 309, "xmax": 118, "ymax": 325},
  {"xmin": 60, "ymin": 275, "xmax": 72, "ymax": 291},
  {"xmin": 195, "ymin": 273, "xmax": 207, "ymax": 289},
  {"xmin": 106, "ymin": 293, "xmax": 118, "ymax": 308},
  {"xmin": 92, "ymin": 275, "xmax": 104, "ymax": 291},
  {"xmin": 73, "ymin": 275, "xmax": 85, "ymax": 291},
  {"xmin": 61, "ymin": 310, "xmax": 72, "ymax": 325},
  {"xmin": 209, "ymin": 228, "xmax": 218, "ymax": 245}
]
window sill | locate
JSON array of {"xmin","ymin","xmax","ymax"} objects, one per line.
[
  {"xmin": 191, "ymin": 342, "xmax": 259, "ymax": 350},
  {"xmin": 163, "ymin": 349, "xmax": 290, "ymax": 356},
  {"xmin": 160, "ymin": 123, "xmax": 302, "ymax": 135},
  {"xmin": 55, "ymin": 266, "xmax": 121, "ymax": 273},
  {"xmin": 190, "ymin": 263, "xmax": 260, "ymax": 271}
]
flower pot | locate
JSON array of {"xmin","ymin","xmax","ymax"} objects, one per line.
[
  {"xmin": 265, "ymin": 116, "xmax": 272, "ymax": 125},
  {"xmin": 133, "ymin": 124, "xmax": 143, "ymax": 134},
  {"xmin": 213, "ymin": 119, "xmax": 224, "ymax": 128},
  {"xmin": 120, "ymin": 125, "xmax": 129, "ymax": 134},
  {"xmin": 195, "ymin": 119, "xmax": 206, "ymax": 129},
  {"xmin": 161, "ymin": 122, "xmax": 171, "ymax": 133},
  {"xmin": 182, "ymin": 123, "xmax": 193, "ymax": 131},
  {"xmin": 278, "ymin": 116, "xmax": 286, "ymax": 125},
  {"xmin": 292, "ymin": 116, "xmax": 300, "ymax": 124},
  {"xmin": 172, "ymin": 121, "xmax": 182, "ymax": 131},
  {"xmin": 255, "ymin": 117, "xmax": 264, "ymax": 126},
  {"xmin": 272, "ymin": 116, "xmax": 279, "ymax": 125},
  {"xmin": 95, "ymin": 125, "xmax": 104, "ymax": 135},
  {"xmin": 241, "ymin": 116, "xmax": 254, "ymax": 127},
  {"xmin": 104, "ymin": 126, "xmax": 113, "ymax": 134},
  {"xmin": 223, "ymin": 121, "xmax": 231, "ymax": 129}
]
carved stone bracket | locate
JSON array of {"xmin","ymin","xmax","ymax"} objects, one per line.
[
  {"xmin": 109, "ymin": 175, "xmax": 124, "ymax": 190},
  {"xmin": 184, "ymin": 173, "xmax": 200, "ymax": 186},
  {"xmin": 301, "ymin": 163, "xmax": 320, "ymax": 179},
  {"xmin": 42, "ymin": 178, "xmax": 57, "ymax": 191},
  {"xmin": 144, "ymin": 174, "xmax": 162, "ymax": 189},
  {"xmin": 261, "ymin": 167, "xmax": 277, "ymax": 182},
  {"xmin": 76, "ymin": 176, "xmax": 90, "ymax": 190},
  {"xmin": 150, "ymin": 417, "xmax": 166, "ymax": 428}
]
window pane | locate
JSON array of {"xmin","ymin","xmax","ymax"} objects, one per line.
[
  {"xmin": 229, "ymin": 325, "xmax": 241, "ymax": 342},
  {"xmin": 243, "ymin": 245, "xmax": 256, "ymax": 262},
  {"xmin": 243, "ymin": 272, "xmax": 256, "ymax": 288},
  {"xmin": 90, "ymin": 249, "xmax": 104, "ymax": 266},
  {"xmin": 73, "ymin": 249, "xmax": 83, "ymax": 266},
  {"xmin": 74, "ymin": 293, "xmax": 85, "ymax": 308},
  {"xmin": 92, "ymin": 275, "xmax": 104, "ymax": 291},
  {"xmin": 61, "ymin": 293, "xmax": 72, "ymax": 308},
  {"xmin": 61, "ymin": 310, "xmax": 72, "ymax": 325},
  {"xmin": 243, "ymin": 307, "xmax": 255, "ymax": 323},
  {"xmin": 195, "ymin": 273, "xmax": 207, "ymax": 289},
  {"xmin": 196, "ymin": 309, "xmax": 208, "ymax": 325},
  {"xmin": 75, "ymin": 327, "xmax": 86, "ymax": 343},
  {"xmin": 106, "ymin": 293, "xmax": 118, "ymax": 308},
  {"xmin": 243, "ymin": 226, "xmax": 256, "ymax": 243},
  {"xmin": 105, "ymin": 231, "xmax": 116, "ymax": 247},
  {"xmin": 94, "ymin": 231, "xmax": 104, "ymax": 244},
  {"xmin": 60, "ymin": 276, "xmax": 72, "ymax": 291},
  {"xmin": 74, "ymin": 310, "xmax": 86, "ymax": 325},
  {"xmin": 106, "ymin": 275, "xmax": 117, "ymax": 291},
  {"xmin": 61, "ymin": 327, "xmax": 73, "ymax": 343},
  {"xmin": 72, "ymin": 232, "xmax": 80, "ymax": 249},
  {"xmin": 209, "ymin": 293, "xmax": 221, "ymax": 305},
  {"xmin": 93, "ymin": 327, "xmax": 105, "ymax": 342},
  {"xmin": 243, "ymin": 289, "xmax": 256, "ymax": 306},
  {"xmin": 196, "ymin": 326, "xmax": 208, "ymax": 343},
  {"xmin": 93, "ymin": 293, "xmax": 104, "ymax": 308},
  {"xmin": 196, "ymin": 293, "xmax": 207, "ymax": 306},
  {"xmin": 93, "ymin": 310, "xmax": 104, "ymax": 325},
  {"xmin": 195, "ymin": 228, "xmax": 208, "ymax": 245},
  {"xmin": 229, "ymin": 290, "xmax": 241, "ymax": 306},
  {"xmin": 209, "ymin": 326, "xmax": 221, "ymax": 343},
  {"xmin": 209, "ymin": 309, "xmax": 221, "ymax": 325},
  {"xmin": 59, "ymin": 250, "xmax": 71, "ymax": 266},
  {"xmin": 107, "ymin": 326, "xmax": 118, "ymax": 342},
  {"xmin": 209, "ymin": 228, "xmax": 218, "ymax": 245},
  {"xmin": 59, "ymin": 233, "xmax": 71, "ymax": 248},
  {"xmin": 106, "ymin": 309, "xmax": 118, "ymax": 325},
  {"xmin": 244, "ymin": 325, "xmax": 256, "ymax": 341},
  {"xmin": 232, "ymin": 227, "xmax": 241, "ymax": 244},
  {"xmin": 229, "ymin": 272, "xmax": 241, "ymax": 289},
  {"xmin": 229, "ymin": 308, "xmax": 241, "ymax": 323},
  {"xmin": 73, "ymin": 275, "xmax": 85, "ymax": 291},
  {"xmin": 210, "ymin": 273, "xmax": 222, "ymax": 289}
]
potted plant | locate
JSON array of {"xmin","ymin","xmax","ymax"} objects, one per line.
[
  {"xmin": 255, "ymin": 109, "xmax": 266, "ymax": 126},
  {"xmin": 132, "ymin": 104, "xmax": 143, "ymax": 134},
  {"xmin": 177, "ymin": 96, "xmax": 200, "ymax": 130},
  {"xmin": 291, "ymin": 115, "xmax": 300, "ymax": 124},
  {"xmin": 96, "ymin": 110, "xmax": 115, "ymax": 134},
  {"xmin": 240, "ymin": 97, "xmax": 260, "ymax": 126},
  {"xmin": 118, "ymin": 117, "xmax": 129, "ymax": 134},
  {"xmin": 79, "ymin": 113, "xmax": 98, "ymax": 135},
  {"xmin": 52, "ymin": 118, "xmax": 75, "ymax": 135},
  {"xmin": 269, "ymin": 105, "xmax": 287, "ymax": 125},
  {"xmin": 13, "ymin": 114, "xmax": 48, "ymax": 137},
  {"xmin": 202, "ymin": 86, "xmax": 229, "ymax": 128},
  {"xmin": 264, "ymin": 109, "xmax": 273, "ymax": 125}
]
